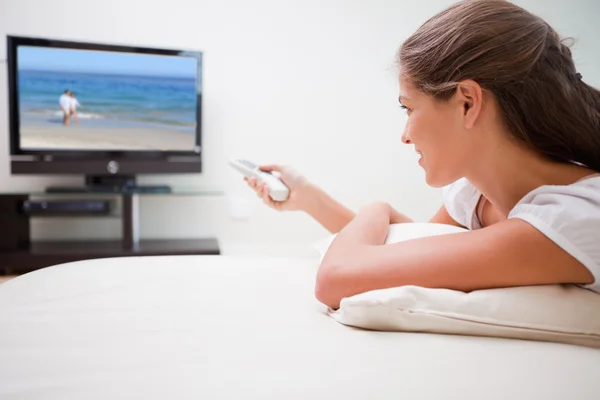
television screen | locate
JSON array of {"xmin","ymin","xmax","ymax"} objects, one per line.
[{"xmin": 15, "ymin": 45, "xmax": 201, "ymax": 152}]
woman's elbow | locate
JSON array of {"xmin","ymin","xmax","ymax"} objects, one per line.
[{"xmin": 314, "ymin": 263, "xmax": 346, "ymax": 309}]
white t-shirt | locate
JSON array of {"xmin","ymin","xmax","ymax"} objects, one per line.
[
  {"xmin": 59, "ymin": 94, "xmax": 71, "ymax": 110},
  {"xmin": 442, "ymin": 174, "xmax": 600, "ymax": 293},
  {"xmin": 70, "ymin": 98, "xmax": 81, "ymax": 110}
]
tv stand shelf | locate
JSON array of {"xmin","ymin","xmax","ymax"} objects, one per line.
[
  {"xmin": 2, "ymin": 239, "xmax": 220, "ymax": 275},
  {"xmin": 0, "ymin": 190, "xmax": 223, "ymax": 274}
]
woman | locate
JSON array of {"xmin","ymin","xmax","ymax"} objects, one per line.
[
  {"xmin": 245, "ymin": 0, "xmax": 600, "ymax": 309},
  {"xmin": 69, "ymin": 91, "xmax": 82, "ymax": 125}
]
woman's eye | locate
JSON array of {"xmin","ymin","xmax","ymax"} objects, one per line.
[{"xmin": 400, "ymin": 105, "xmax": 411, "ymax": 114}]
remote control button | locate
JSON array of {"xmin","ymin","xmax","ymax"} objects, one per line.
[{"xmin": 238, "ymin": 160, "xmax": 258, "ymax": 169}]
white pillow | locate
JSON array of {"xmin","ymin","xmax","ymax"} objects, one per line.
[{"xmin": 315, "ymin": 223, "xmax": 600, "ymax": 349}]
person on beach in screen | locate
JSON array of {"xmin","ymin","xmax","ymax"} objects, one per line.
[
  {"xmin": 59, "ymin": 89, "xmax": 71, "ymax": 125},
  {"xmin": 69, "ymin": 91, "xmax": 82, "ymax": 125}
]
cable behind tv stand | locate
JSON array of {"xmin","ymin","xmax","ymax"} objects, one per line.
[{"xmin": 46, "ymin": 175, "xmax": 172, "ymax": 194}]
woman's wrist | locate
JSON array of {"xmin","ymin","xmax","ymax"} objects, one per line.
[{"xmin": 296, "ymin": 182, "xmax": 320, "ymax": 212}]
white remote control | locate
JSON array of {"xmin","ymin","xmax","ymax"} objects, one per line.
[{"xmin": 228, "ymin": 158, "xmax": 290, "ymax": 201}]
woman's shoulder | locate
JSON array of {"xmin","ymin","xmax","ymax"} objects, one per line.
[
  {"xmin": 507, "ymin": 172, "xmax": 600, "ymax": 241},
  {"xmin": 508, "ymin": 173, "xmax": 600, "ymax": 293},
  {"xmin": 508, "ymin": 174, "xmax": 600, "ymax": 231},
  {"xmin": 511, "ymin": 173, "xmax": 600, "ymax": 215}
]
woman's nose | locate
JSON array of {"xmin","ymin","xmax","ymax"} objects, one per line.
[{"xmin": 401, "ymin": 128, "xmax": 411, "ymax": 144}]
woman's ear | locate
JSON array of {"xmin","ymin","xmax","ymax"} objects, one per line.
[{"xmin": 456, "ymin": 80, "xmax": 483, "ymax": 130}]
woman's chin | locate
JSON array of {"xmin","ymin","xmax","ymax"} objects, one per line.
[
  {"xmin": 422, "ymin": 163, "xmax": 448, "ymax": 188},
  {"xmin": 426, "ymin": 177, "xmax": 447, "ymax": 188},
  {"xmin": 425, "ymin": 169, "xmax": 462, "ymax": 188}
]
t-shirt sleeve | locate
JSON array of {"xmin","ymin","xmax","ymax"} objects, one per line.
[
  {"xmin": 442, "ymin": 178, "xmax": 481, "ymax": 230},
  {"xmin": 508, "ymin": 184, "xmax": 600, "ymax": 292}
]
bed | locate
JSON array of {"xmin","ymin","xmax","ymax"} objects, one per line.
[{"xmin": 1, "ymin": 254, "xmax": 599, "ymax": 399}]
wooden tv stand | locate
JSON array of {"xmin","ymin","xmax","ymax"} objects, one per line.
[{"xmin": 0, "ymin": 191, "xmax": 221, "ymax": 275}]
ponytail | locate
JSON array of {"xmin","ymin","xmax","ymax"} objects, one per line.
[{"xmin": 568, "ymin": 77, "xmax": 600, "ymax": 172}]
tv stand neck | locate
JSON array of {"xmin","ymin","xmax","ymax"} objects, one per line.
[{"xmin": 87, "ymin": 174, "xmax": 136, "ymax": 189}]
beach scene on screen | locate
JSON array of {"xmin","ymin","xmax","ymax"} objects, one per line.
[{"xmin": 17, "ymin": 46, "xmax": 200, "ymax": 151}]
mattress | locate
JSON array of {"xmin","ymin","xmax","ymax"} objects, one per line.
[{"xmin": 1, "ymin": 255, "xmax": 599, "ymax": 399}]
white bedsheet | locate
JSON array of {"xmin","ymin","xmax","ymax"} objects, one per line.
[{"xmin": 1, "ymin": 255, "xmax": 599, "ymax": 399}]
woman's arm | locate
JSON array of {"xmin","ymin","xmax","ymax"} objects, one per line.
[
  {"xmin": 302, "ymin": 187, "xmax": 413, "ymax": 233},
  {"xmin": 301, "ymin": 185, "xmax": 356, "ymax": 234},
  {"xmin": 249, "ymin": 164, "xmax": 413, "ymax": 234},
  {"xmin": 315, "ymin": 204, "xmax": 594, "ymax": 309}
]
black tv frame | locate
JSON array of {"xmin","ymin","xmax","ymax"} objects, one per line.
[{"xmin": 6, "ymin": 35, "xmax": 203, "ymax": 191}]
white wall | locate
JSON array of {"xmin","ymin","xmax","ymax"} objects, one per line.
[{"xmin": 0, "ymin": 0, "xmax": 598, "ymax": 258}]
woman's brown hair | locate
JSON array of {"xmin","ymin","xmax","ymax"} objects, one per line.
[{"xmin": 398, "ymin": 0, "xmax": 600, "ymax": 171}]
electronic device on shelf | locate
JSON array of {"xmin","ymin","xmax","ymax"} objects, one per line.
[
  {"xmin": 6, "ymin": 35, "xmax": 204, "ymax": 193},
  {"xmin": 228, "ymin": 158, "xmax": 289, "ymax": 201},
  {"xmin": 45, "ymin": 185, "xmax": 172, "ymax": 194},
  {"xmin": 21, "ymin": 199, "xmax": 112, "ymax": 215},
  {"xmin": 45, "ymin": 177, "xmax": 172, "ymax": 194}
]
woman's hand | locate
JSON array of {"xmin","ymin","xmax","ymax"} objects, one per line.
[
  {"xmin": 245, "ymin": 164, "xmax": 356, "ymax": 233},
  {"xmin": 245, "ymin": 164, "xmax": 314, "ymax": 212}
]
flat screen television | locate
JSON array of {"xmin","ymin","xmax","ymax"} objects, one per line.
[{"xmin": 6, "ymin": 35, "xmax": 203, "ymax": 192}]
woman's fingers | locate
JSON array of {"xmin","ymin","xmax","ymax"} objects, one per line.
[
  {"xmin": 261, "ymin": 186, "xmax": 280, "ymax": 209},
  {"xmin": 262, "ymin": 186, "xmax": 270, "ymax": 202},
  {"xmin": 246, "ymin": 177, "xmax": 258, "ymax": 189},
  {"xmin": 261, "ymin": 185, "xmax": 270, "ymax": 202},
  {"xmin": 256, "ymin": 181, "xmax": 265, "ymax": 195},
  {"xmin": 256, "ymin": 182, "xmax": 270, "ymax": 203},
  {"xmin": 245, "ymin": 178, "xmax": 280, "ymax": 210},
  {"xmin": 258, "ymin": 164, "xmax": 282, "ymax": 173}
]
